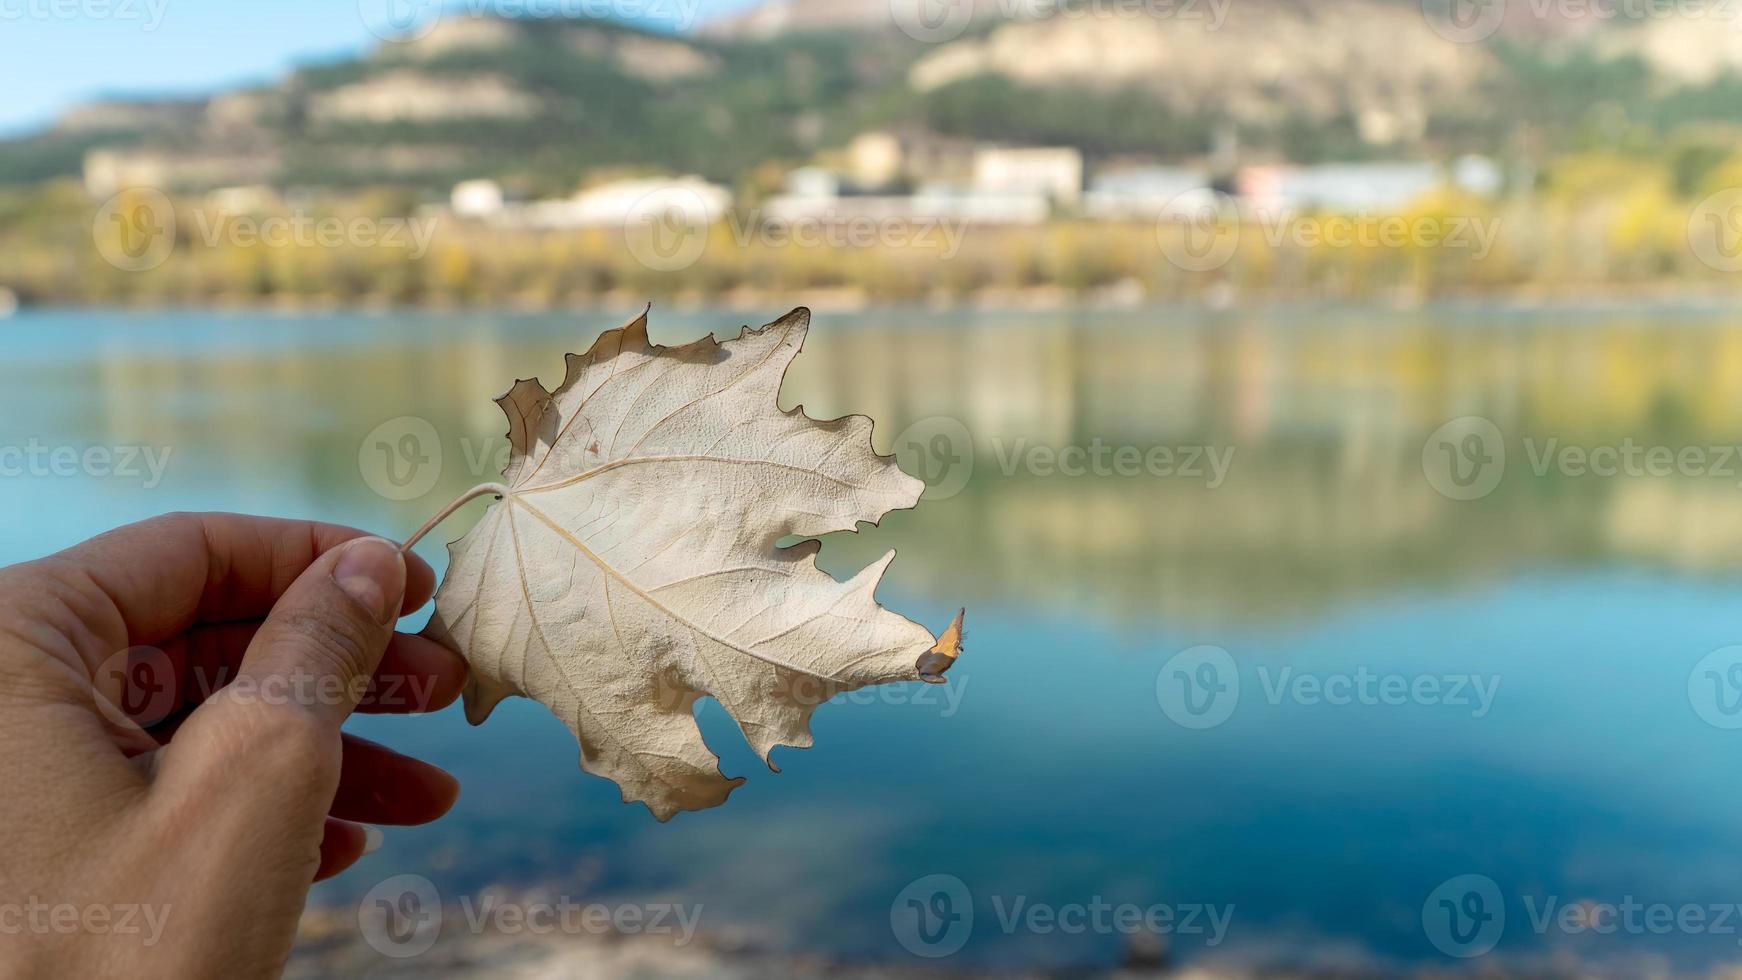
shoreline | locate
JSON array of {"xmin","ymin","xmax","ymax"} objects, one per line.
[
  {"xmin": 14, "ymin": 286, "xmax": 1742, "ymax": 319},
  {"xmin": 287, "ymin": 901, "xmax": 1741, "ymax": 980}
]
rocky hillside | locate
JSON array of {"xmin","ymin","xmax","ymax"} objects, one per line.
[
  {"xmin": 6, "ymin": 0, "xmax": 1742, "ymax": 192},
  {"xmin": 907, "ymin": 0, "xmax": 1488, "ymax": 148}
]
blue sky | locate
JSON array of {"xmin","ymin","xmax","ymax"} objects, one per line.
[{"xmin": 0, "ymin": 0, "xmax": 759, "ymax": 136}]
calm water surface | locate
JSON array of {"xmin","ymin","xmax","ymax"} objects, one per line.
[{"xmin": 8, "ymin": 305, "xmax": 1742, "ymax": 974}]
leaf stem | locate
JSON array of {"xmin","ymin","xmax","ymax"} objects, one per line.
[{"xmin": 400, "ymin": 483, "xmax": 512, "ymax": 554}]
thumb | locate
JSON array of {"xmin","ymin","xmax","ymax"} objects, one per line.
[
  {"xmin": 140, "ymin": 538, "xmax": 408, "ymax": 962},
  {"xmin": 230, "ymin": 536, "xmax": 408, "ymax": 729}
]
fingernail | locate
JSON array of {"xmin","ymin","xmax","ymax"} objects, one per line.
[
  {"xmin": 362, "ymin": 825, "xmax": 384, "ymax": 855},
  {"xmin": 333, "ymin": 538, "xmax": 406, "ymax": 625}
]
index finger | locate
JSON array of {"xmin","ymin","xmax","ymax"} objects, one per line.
[{"xmin": 36, "ymin": 512, "xmax": 437, "ymax": 647}]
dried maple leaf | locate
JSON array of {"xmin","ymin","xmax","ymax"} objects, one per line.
[
  {"xmin": 413, "ymin": 307, "xmax": 955, "ymax": 820},
  {"xmin": 918, "ymin": 608, "xmax": 965, "ymax": 683}
]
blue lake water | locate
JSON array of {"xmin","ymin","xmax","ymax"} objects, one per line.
[{"xmin": 8, "ymin": 306, "xmax": 1742, "ymax": 974}]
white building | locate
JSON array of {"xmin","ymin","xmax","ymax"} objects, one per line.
[
  {"xmin": 564, "ymin": 176, "xmax": 730, "ymax": 228},
  {"xmin": 84, "ymin": 148, "xmax": 280, "ymax": 197},
  {"xmin": 1083, "ymin": 167, "xmax": 1212, "ymax": 219},
  {"xmin": 468, "ymin": 176, "xmax": 731, "ymax": 230},
  {"xmin": 783, "ymin": 167, "xmax": 842, "ymax": 200},
  {"xmin": 845, "ymin": 130, "xmax": 976, "ymax": 188},
  {"xmin": 913, "ymin": 184, "xmax": 1049, "ymax": 225},
  {"xmin": 451, "ymin": 179, "xmax": 506, "ymax": 219},
  {"xmin": 763, "ymin": 167, "xmax": 1047, "ymax": 226},
  {"xmin": 973, "ymin": 146, "xmax": 1083, "ymax": 207},
  {"xmin": 205, "ymin": 185, "xmax": 281, "ymax": 214},
  {"xmin": 1237, "ymin": 157, "xmax": 1502, "ymax": 214}
]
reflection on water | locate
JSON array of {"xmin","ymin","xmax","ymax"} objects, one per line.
[
  {"xmin": 8, "ymin": 305, "xmax": 1742, "ymax": 974},
  {"xmin": 15, "ymin": 305, "xmax": 1742, "ymax": 618}
]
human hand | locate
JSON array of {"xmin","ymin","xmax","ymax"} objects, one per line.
[{"xmin": 0, "ymin": 513, "xmax": 468, "ymax": 979}]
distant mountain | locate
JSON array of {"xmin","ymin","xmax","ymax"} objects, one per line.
[
  {"xmin": 7, "ymin": 16, "xmax": 910, "ymax": 194},
  {"xmin": 699, "ymin": 0, "xmax": 1018, "ymax": 38},
  {"xmin": 6, "ymin": 1, "xmax": 1742, "ymax": 194},
  {"xmin": 698, "ymin": 0, "xmax": 900, "ymax": 37}
]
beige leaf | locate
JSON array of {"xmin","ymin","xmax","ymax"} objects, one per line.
[{"xmin": 424, "ymin": 307, "xmax": 942, "ymax": 820}]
